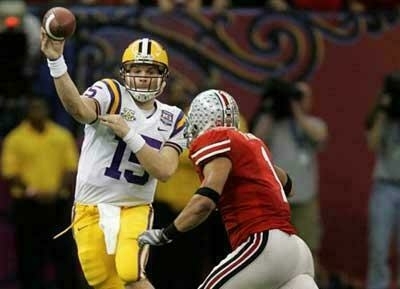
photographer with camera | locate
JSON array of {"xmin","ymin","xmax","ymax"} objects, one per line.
[
  {"xmin": 251, "ymin": 78, "xmax": 328, "ymax": 287},
  {"xmin": 365, "ymin": 71, "xmax": 400, "ymax": 289}
]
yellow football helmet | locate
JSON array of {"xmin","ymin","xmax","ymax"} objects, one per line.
[{"xmin": 120, "ymin": 38, "xmax": 169, "ymax": 102}]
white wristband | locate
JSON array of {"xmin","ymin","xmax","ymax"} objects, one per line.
[
  {"xmin": 47, "ymin": 55, "xmax": 68, "ymax": 78},
  {"xmin": 123, "ymin": 129, "xmax": 146, "ymax": 153}
]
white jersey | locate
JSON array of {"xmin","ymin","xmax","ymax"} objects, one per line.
[{"xmin": 75, "ymin": 78, "xmax": 187, "ymax": 206}]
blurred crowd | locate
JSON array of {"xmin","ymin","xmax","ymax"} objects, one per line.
[{"xmin": 19, "ymin": 0, "xmax": 400, "ymax": 12}]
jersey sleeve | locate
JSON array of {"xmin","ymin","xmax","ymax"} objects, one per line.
[
  {"xmin": 164, "ymin": 109, "xmax": 188, "ymax": 154},
  {"xmin": 82, "ymin": 78, "xmax": 122, "ymax": 116},
  {"xmin": 189, "ymin": 129, "xmax": 231, "ymax": 168}
]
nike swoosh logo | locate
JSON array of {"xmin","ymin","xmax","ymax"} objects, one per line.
[
  {"xmin": 157, "ymin": 127, "xmax": 168, "ymax": 132},
  {"xmin": 77, "ymin": 225, "xmax": 89, "ymax": 231}
]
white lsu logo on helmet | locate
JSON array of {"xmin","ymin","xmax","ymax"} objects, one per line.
[{"xmin": 185, "ymin": 89, "xmax": 240, "ymax": 143}]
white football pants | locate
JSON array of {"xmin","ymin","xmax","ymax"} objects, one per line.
[{"xmin": 197, "ymin": 229, "xmax": 319, "ymax": 289}]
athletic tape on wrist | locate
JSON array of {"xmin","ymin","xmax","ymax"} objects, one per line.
[
  {"xmin": 47, "ymin": 55, "xmax": 67, "ymax": 78},
  {"xmin": 123, "ymin": 129, "xmax": 146, "ymax": 153}
]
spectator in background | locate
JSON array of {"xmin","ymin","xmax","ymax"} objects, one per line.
[
  {"xmin": 0, "ymin": 0, "xmax": 41, "ymax": 89},
  {"xmin": 251, "ymin": 79, "xmax": 328, "ymax": 288},
  {"xmin": 1, "ymin": 97, "xmax": 81, "ymax": 289},
  {"xmin": 365, "ymin": 71, "xmax": 400, "ymax": 289},
  {"xmin": 0, "ymin": 0, "xmax": 41, "ymax": 136}
]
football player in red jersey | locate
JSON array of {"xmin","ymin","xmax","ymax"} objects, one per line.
[{"xmin": 139, "ymin": 89, "xmax": 319, "ymax": 289}]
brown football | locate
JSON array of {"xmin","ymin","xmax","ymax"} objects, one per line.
[{"xmin": 42, "ymin": 7, "xmax": 76, "ymax": 41}]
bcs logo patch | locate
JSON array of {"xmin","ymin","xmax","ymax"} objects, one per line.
[{"xmin": 160, "ymin": 110, "xmax": 173, "ymax": 126}]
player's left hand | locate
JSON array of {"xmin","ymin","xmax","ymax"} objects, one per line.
[
  {"xmin": 99, "ymin": 114, "xmax": 130, "ymax": 138},
  {"xmin": 138, "ymin": 229, "xmax": 172, "ymax": 247}
]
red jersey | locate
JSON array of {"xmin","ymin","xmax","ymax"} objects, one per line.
[{"xmin": 189, "ymin": 127, "xmax": 296, "ymax": 249}]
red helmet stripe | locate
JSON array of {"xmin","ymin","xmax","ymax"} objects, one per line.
[{"xmin": 218, "ymin": 90, "xmax": 230, "ymax": 108}]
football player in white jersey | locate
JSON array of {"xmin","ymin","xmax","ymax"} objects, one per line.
[{"xmin": 41, "ymin": 31, "xmax": 187, "ymax": 289}]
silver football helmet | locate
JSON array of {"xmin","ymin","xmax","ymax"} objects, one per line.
[{"xmin": 185, "ymin": 89, "xmax": 240, "ymax": 144}]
